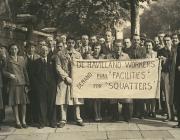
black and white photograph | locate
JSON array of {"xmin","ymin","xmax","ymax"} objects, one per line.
[{"xmin": 0, "ymin": 0, "xmax": 180, "ymax": 139}]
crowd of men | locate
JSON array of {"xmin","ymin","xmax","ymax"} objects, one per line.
[{"xmin": 0, "ymin": 30, "xmax": 180, "ymax": 130}]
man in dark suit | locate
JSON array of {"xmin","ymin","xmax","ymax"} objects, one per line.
[
  {"xmin": 25, "ymin": 42, "xmax": 40, "ymax": 124},
  {"xmin": 34, "ymin": 45, "xmax": 57, "ymax": 128},
  {"xmin": 158, "ymin": 34, "xmax": 173, "ymax": 121},
  {"xmin": 0, "ymin": 46, "xmax": 7, "ymax": 124},
  {"xmin": 81, "ymin": 35, "xmax": 92, "ymax": 58},
  {"xmin": 47, "ymin": 36, "xmax": 56, "ymax": 58},
  {"xmin": 123, "ymin": 38, "xmax": 132, "ymax": 55},
  {"xmin": 173, "ymin": 43, "xmax": 180, "ymax": 128},
  {"xmin": 101, "ymin": 30, "xmax": 114, "ymax": 56},
  {"xmin": 129, "ymin": 34, "xmax": 146, "ymax": 119}
]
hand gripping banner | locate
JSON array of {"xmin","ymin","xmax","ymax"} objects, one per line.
[{"xmin": 72, "ymin": 58, "xmax": 161, "ymax": 99}]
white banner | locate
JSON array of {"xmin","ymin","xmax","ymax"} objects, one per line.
[{"xmin": 72, "ymin": 58, "xmax": 161, "ymax": 99}]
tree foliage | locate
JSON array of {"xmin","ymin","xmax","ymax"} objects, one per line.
[
  {"xmin": 141, "ymin": 0, "xmax": 180, "ymax": 38},
  {"xmin": 13, "ymin": 0, "xmax": 131, "ymax": 36}
]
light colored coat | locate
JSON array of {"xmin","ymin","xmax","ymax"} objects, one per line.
[{"xmin": 55, "ymin": 48, "xmax": 84, "ymax": 105}]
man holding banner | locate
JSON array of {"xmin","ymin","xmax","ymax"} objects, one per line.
[
  {"xmin": 72, "ymin": 40, "xmax": 160, "ymax": 118},
  {"xmin": 128, "ymin": 34, "xmax": 147, "ymax": 119},
  {"xmin": 111, "ymin": 39, "xmax": 133, "ymax": 122}
]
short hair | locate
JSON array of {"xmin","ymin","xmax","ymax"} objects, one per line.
[
  {"xmin": 90, "ymin": 35, "xmax": 97, "ymax": 38},
  {"xmin": 41, "ymin": 45, "xmax": 48, "ymax": 50},
  {"xmin": 105, "ymin": 30, "xmax": 112, "ymax": 35},
  {"xmin": 26, "ymin": 41, "xmax": 36, "ymax": 48},
  {"xmin": 67, "ymin": 35, "xmax": 75, "ymax": 41},
  {"xmin": 114, "ymin": 39, "xmax": 122, "ymax": 44},
  {"xmin": 158, "ymin": 31, "xmax": 165, "ymax": 35},
  {"xmin": 140, "ymin": 33, "xmax": 147, "ymax": 40},
  {"xmin": 145, "ymin": 39, "xmax": 154, "ymax": 47},
  {"xmin": 172, "ymin": 33, "xmax": 178, "ymax": 37},
  {"xmin": 124, "ymin": 37, "xmax": 131, "ymax": 41},
  {"xmin": 133, "ymin": 34, "xmax": 140, "ymax": 37},
  {"xmin": 94, "ymin": 42, "xmax": 101, "ymax": 47},
  {"xmin": 164, "ymin": 34, "xmax": 171, "ymax": 39},
  {"xmin": 82, "ymin": 35, "xmax": 89, "ymax": 38},
  {"xmin": 8, "ymin": 43, "xmax": 18, "ymax": 53}
]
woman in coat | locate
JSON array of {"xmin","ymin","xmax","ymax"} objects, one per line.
[{"xmin": 4, "ymin": 44, "xmax": 29, "ymax": 129}]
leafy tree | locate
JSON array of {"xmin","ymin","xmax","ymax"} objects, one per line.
[
  {"xmin": 141, "ymin": 0, "xmax": 180, "ymax": 38},
  {"xmin": 12, "ymin": 0, "xmax": 130, "ymax": 36}
]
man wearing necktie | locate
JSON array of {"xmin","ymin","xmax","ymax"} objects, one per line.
[
  {"xmin": 34, "ymin": 45, "xmax": 57, "ymax": 128},
  {"xmin": 101, "ymin": 30, "xmax": 114, "ymax": 56}
]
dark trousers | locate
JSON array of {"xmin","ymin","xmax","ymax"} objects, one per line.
[
  {"xmin": 160, "ymin": 72, "xmax": 172, "ymax": 119},
  {"xmin": 133, "ymin": 100, "xmax": 145, "ymax": 117},
  {"xmin": 38, "ymin": 85, "xmax": 56, "ymax": 126},
  {"xmin": 175, "ymin": 102, "xmax": 180, "ymax": 123},
  {"xmin": 26, "ymin": 90, "xmax": 38, "ymax": 123},
  {"xmin": 122, "ymin": 103, "xmax": 133, "ymax": 121}
]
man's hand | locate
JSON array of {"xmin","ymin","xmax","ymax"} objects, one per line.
[
  {"xmin": 65, "ymin": 77, "xmax": 72, "ymax": 85},
  {"xmin": 25, "ymin": 86, "xmax": 30, "ymax": 93},
  {"xmin": 159, "ymin": 56, "xmax": 167, "ymax": 64},
  {"xmin": 9, "ymin": 74, "xmax": 16, "ymax": 79}
]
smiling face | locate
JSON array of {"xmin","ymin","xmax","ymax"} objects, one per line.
[
  {"xmin": 145, "ymin": 42, "xmax": 153, "ymax": 53},
  {"xmin": 172, "ymin": 34, "xmax": 179, "ymax": 45}
]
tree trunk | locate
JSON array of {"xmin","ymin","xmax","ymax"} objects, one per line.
[{"xmin": 131, "ymin": 0, "xmax": 140, "ymax": 38}]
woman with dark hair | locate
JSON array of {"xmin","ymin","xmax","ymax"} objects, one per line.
[
  {"xmin": 145, "ymin": 40, "xmax": 157, "ymax": 118},
  {"xmin": 4, "ymin": 44, "xmax": 29, "ymax": 129}
]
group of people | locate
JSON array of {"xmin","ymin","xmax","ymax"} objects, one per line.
[{"xmin": 0, "ymin": 30, "xmax": 180, "ymax": 130}]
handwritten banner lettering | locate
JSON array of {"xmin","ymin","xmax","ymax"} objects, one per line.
[{"xmin": 72, "ymin": 59, "xmax": 161, "ymax": 99}]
